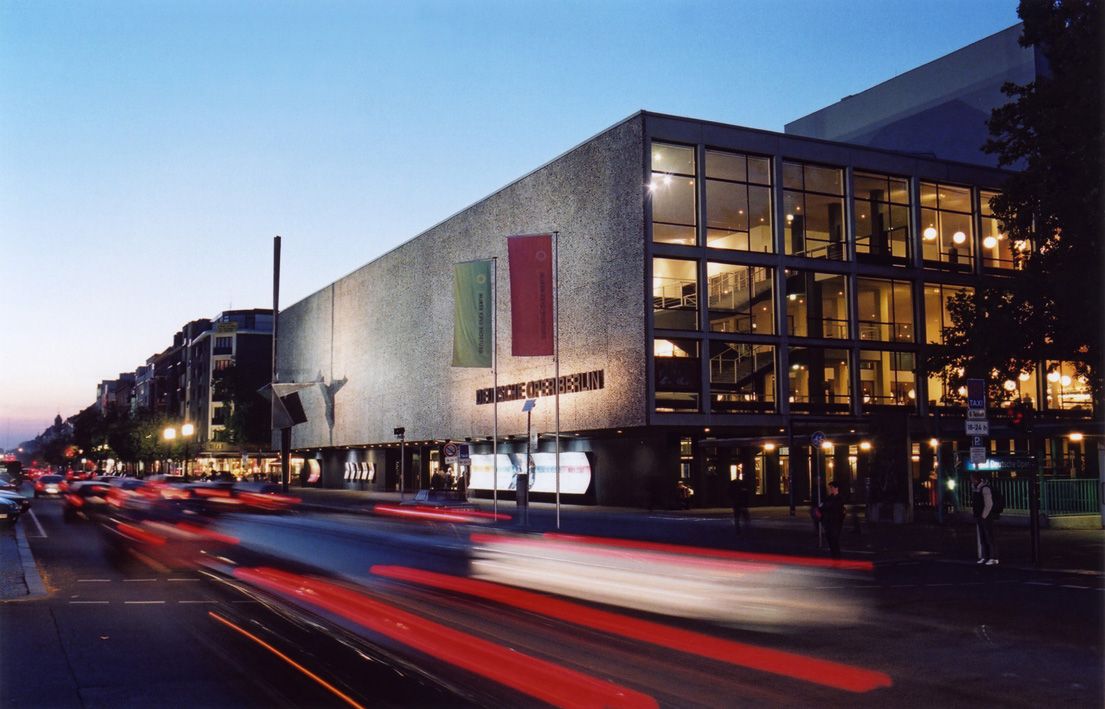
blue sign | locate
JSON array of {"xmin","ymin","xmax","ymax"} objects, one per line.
[
  {"xmin": 967, "ymin": 378, "xmax": 986, "ymax": 411},
  {"xmin": 811, "ymin": 431, "xmax": 826, "ymax": 447}
]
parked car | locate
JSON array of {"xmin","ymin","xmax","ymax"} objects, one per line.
[
  {"xmin": 0, "ymin": 488, "xmax": 32, "ymax": 513},
  {"xmin": 0, "ymin": 497, "xmax": 21, "ymax": 527},
  {"xmin": 34, "ymin": 474, "xmax": 66, "ymax": 498},
  {"xmin": 63, "ymin": 481, "xmax": 113, "ymax": 522}
]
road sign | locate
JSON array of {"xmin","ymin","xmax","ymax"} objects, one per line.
[
  {"xmin": 522, "ymin": 399, "xmax": 537, "ymax": 412},
  {"xmin": 967, "ymin": 378, "xmax": 986, "ymax": 412},
  {"xmin": 970, "ymin": 446, "xmax": 987, "ymax": 464},
  {"xmin": 811, "ymin": 431, "xmax": 826, "ymax": 447},
  {"xmin": 442, "ymin": 442, "xmax": 459, "ymax": 458},
  {"xmin": 971, "ymin": 435, "xmax": 985, "ymax": 447},
  {"xmin": 965, "ymin": 420, "xmax": 990, "ymax": 436},
  {"xmin": 967, "ymin": 409, "xmax": 987, "ymax": 420},
  {"xmin": 457, "ymin": 443, "xmax": 471, "ymax": 466}
]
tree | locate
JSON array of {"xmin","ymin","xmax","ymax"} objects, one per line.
[
  {"xmin": 211, "ymin": 365, "xmax": 269, "ymax": 445},
  {"xmin": 930, "ymin": 0, "xmax": 1103, "ymax": 411}
]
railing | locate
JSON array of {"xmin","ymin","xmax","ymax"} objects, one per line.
[{"xmin": 952, "ymin": 475, "xmax": 1099, "ymax": 516}]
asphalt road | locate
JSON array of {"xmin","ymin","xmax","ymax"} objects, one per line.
[{"xmin": 2, "ymin": 492, "xmax": 1102, "ymax": 707}]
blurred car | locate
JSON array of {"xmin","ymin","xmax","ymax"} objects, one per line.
[
  {"xmin": 0, "ymin": 497, "xmax": 21, "ymax": 527},
  {"xmin": 0, "ymin": 488, "xmax": 32, "ymax": 513},
  {"xmin": 34, "ymin": 474, "xmax": 66, "ymax": 498},
  {"xmin": 63, "ymin": 481, "xmax": 114, "ymax": 522}
]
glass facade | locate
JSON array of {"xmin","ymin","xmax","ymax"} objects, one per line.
[
  {"xmin": 788, "ymin": 347, "xmax": 851, "ymax": 414},
  {"xmin": 1044, "ymin": 361, "xmax": 1093, "ymax": 412},
  {"xmin": 705, "ymin": 150, "xmax": 773, "ymax": 252},
  {"xmin": 654, "ymin": 338, "xmax": 700, "ymax": 412},
  {"xmin": 783, "ymin": 162, "xmax": 846, "ymax": 260},
  {"xmin": 854, "ymin": 171, "xmax": 911, "ymax": 264},
  {"xmin": 979, "ymin": 189, "xmax": 1022, "ymax": 269},
  {"xmin": 920, "ymin": 182, "xmax": 974, "ymax": 269},
  {"xmin": 858, "ymin": 350, "xmax": 918, "ymax": 410},
  {"xmin": 653, "ymin": 257, "xmax": 698, "ymax": 330},
  {"xmin": 923, "ymin": 283, "xmax": 972, "ymax": 344}
]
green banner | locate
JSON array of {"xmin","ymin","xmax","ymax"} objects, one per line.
[{"xmin": 452, "ymin": 260, "xmax": 493, "ymax": 368}]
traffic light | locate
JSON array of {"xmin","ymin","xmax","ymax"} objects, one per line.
[{"xmin": 1008, "ymin": 399, "xmax": 1033, "ymax": 433}]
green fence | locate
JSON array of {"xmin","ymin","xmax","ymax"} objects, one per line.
[{"xmin": 954, "ymin": 476, "xmax": 1099, "ymax": 516}]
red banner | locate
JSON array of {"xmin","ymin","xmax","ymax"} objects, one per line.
[{"xmin": 507, "ymin": 234, "xmax": 554, "ymax": 356}]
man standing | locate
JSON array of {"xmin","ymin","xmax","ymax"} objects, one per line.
[
  {"xmin": 972, "ymin": 471, "xmax": 999, "ymax": 565},
  {"xmin": 729, "ymin": 470, "xmax": 751, "ymax": 534},
  {"xmin": 818, "ymin": 480, "xmax": 846, "ymax": 559}
]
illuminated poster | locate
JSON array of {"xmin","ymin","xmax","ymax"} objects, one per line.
[{"xmin": 469, "ymin": 451, "xmax": 591, "ymax": 494}]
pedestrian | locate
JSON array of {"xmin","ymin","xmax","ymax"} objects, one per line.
[
  {"xmin": 728, "ymin": 472, "xmax": 751, "ymax": 533},
  {"xmin": 971, "ymin": 471, "xmax": 999, "ymax": 565},
  {"xmin": 430, "ymin": 468, "xmax": 445, "ymax": 491},
  {"xmin": 818, "ymin": 480, "xmax": 846, "ymax": 559},
  {"xmin": 676, "ymin": 480, "xmax": 694, "ymax": 509}
]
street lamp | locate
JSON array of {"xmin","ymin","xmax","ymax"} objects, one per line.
[
  {"xmin": 163, "ymin": 426, "xmax": 176, "ymax": 476},
  {"xmin": 181, "ymin": 423, "xmax": 194, "ymax": 480}
]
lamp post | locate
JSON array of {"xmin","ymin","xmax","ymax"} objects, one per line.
[
  {"xmin": 163, "ymin": 426, "xmax": 176, "ymax": 476},
  {"xmin": 181, "ymin": 423, "xmax": 194, "ymax": 480}
]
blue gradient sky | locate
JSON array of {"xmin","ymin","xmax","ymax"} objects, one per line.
[{"xmin": 0, "ymin": 0, "xmax": 1018, "ymax": 448}]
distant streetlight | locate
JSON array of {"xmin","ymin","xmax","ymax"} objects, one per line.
[
  {"xmin": 163, "ymin": 426, "xmax": 176, "ymax": 475},
  {"xmin": 181, "ymin": 423, "xmax": 194, "ymax": 479}
]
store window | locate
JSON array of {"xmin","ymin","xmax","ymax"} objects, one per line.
[
  {"xmin": 920, "ymin": 182, "xmax": 974, "ymax": 269},
  {"xmin": 709, "ymin": 342, "xmax": 775, "ymax": 413},
  {"xmin": 783, "ymin": 270, "xmax": 848, "ymax": 339},
  {"xmin": 856, "ymin": 277, "xmax": 914, "ymax": 343},
  {"xmin": 854, "ymin": 171, "xmax": 911, "ymax": 264},
  {"xmin": 705, "ymin": 150, "xmax": 773, "ymax": 252},
  {"xmin": 858, "ymin": 350, "xmax": 918, "ymax": 410},
  {"xmin": 1043, "ymin": 361, "xmax": 1093, "ymax": 413},
  {"xmin": 980, "ymin": 189, "xmax": 1025, "ymax": 270},
  {"xmin": 923, "ymin": 283, "xmax": 973, "ymax": 344},
  {"xmin": 707, "ymin": 262, "xmax": 774, "ymax": 334},
  {"xmin": 783, "ymin": 162, "xmax": 846, "ymax": 260},
  {"xmin": 654, "ymin": 338, "xmax": 701, "ymax": 412},
  {"xmin": 653, "ymin": 257, "xmax": 698, "ymax": 330},
  {"xmin": 788, "ymin": 347, "xmax": 851, "ymax": 414},
  {"xmin": 1000, "ymin": 367, "xmax": 1038, "ymax": 407},
  {"xmin": 651, "ymin": 143, "xmax": 697, "ymax": 245}
]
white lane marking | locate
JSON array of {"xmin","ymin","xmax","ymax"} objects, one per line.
[
  {"xmin": 926, "ymin": 583, "xmax": 956, "ymax": 587},
  {"xmin": 77, "ymin": 579, "xmax": 112, "ymax": 583},
  {"xmin": 1025, "ymin": 581, "xmax": 1053, "ymax": 586},
  {"xmin": 27, "ymin": 509, "xmax": 47, "ymax": 538},
  {"xmin": 1060, "ymin": 584, "xmax": 1090, "ymax": 590},
  {"xmin": 167, "ymin": 578, "xmax": 200, "ymax": 582},
  {"xmin": 178, "ymin": 600, "xmax": 216, "ymax": 604},
  {"xmin": 124, "ymin": 601, "xmax": 165, "ymax": 605},
  {"xmin": 123, "ymin": 578, "xmax": 157, "ymax": 583},
  {"xmin": 69, "ymin": 601, "xmax": 110, "ymax": 605}
]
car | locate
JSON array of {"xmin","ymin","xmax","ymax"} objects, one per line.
[
  {"xmin": 63, "ymin": 481, "xmax": 113, "ymax": 522},
  {"xmin": 0, "ymin": 497, "xmax": 21, "ymax": 527},
  {"xmin": 34, "ymin": 474, "xmax": 66, "ymax": 498},
  {"xmin": 0, "ymin": 489, "xmax": 32, "ymax": 513}
]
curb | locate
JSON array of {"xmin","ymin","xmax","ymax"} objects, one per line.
[{"xmin": 14, "ymin": 521, "xmax": 47, "ymax": 597}]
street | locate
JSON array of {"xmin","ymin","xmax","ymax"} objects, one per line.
[{"xmin": 2, "ymin": 490, "xmax": 1102, "ymax": 707}]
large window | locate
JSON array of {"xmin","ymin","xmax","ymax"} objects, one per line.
[
  {"xmin": 653, "ymin": 257, "xmax": 698, "ymax": 330},
  {"xmin": 923, "ymin": 283, "xmax": 972, "ymax": 344},
  {"xmin": 783, "ymin": 162, "xmax": 846, "ymax": 260},
  {"xmin": 710, "ymin": 342, "xmax": 775, "ymax": 413},
  {"xmin": 979, "ymin": 189, "xmax": 1024, "ymax": 270},
  {"xmin": 859, "ymin": 350, "xmax": 917, "ymax": 410},
  {"xmin": 856, "ymin": 277, "xmax": 914, "ymax": 343},
  {"xmin": 707, "ymin": 262, "xmax": 774, "ymax": 334},
  {"xmin": 705, "ymin": 150, "xmax": 773, "ymax": 252},
  {"xmin": 1044, "ymin": 361, "xmax": 1093, "ymax": 413},
  {"xmin": 788, "ymin": 347, "xmax": 851, "ymax": 414},
  {"xmin": 654, "ymin": 339, "xmax": 700, "ymax": 412},
  {"xmin": 854, "ymin": 171, "xmax": 911, "ymax": 264},
  {"xmin": 783, "ymin": 270, "xmax": 848, "ymax": 339},
  {"xmin": 651, "ymin": 143, "xmax": 697, "ymax": 245},
  {"xmin": 920, "ymin": 182, "xmax": 974, "ymax": 269}
]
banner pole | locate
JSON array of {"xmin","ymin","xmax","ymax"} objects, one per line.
[
  {"xmin": 492, "ymin": 256, "xmax": 498, "ymax": 518},
  {"xmin": 554, "ymin": 230, "xmax": 561, "ymax": 530}
]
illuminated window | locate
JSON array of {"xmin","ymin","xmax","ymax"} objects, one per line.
[
  {"xmin": 980, "ymin": 189, "xmax": 1024, "ymax": 270},
  {"xmin": 856, "ymin": 277, "xmax": 914, "ymax": 343},
  {"xmin": 858, "ymin": 350, "xmax": 917, "ymax": 410},
  {"xmin": 709, "ymin": 342, "xmax": 775, "ymax": 413},
  {"xmin": 654, "ymin": 339, "xmax": 700, "ymax": 412},
  {"xmin": 652, "ymin": 257, "xmax": 698, "ymax": 330},
  {"xmin": 1043, "ymin": 361, "xmax": 1093, "ymax": 413},
  {"xmin": 853, "ymin": 171, "xmax": 911, "ymax": 264},
  {"xmin": 923, "ymin": 283, "xmax": 972, "ymax": 344},
  {"xmin": 705, "ymin": 150, "xmax": 773, "ymax": 252},
  {"xmin": 783, "ymin": 270, "xmax": 848, "ymax": 339},
  {"xmin": 920, "ymin": 182, "xmax": 974, "ymax": 270},
  {"xmin": 783, "ymin": 162, "xmax": 846, "ymax": 260},
  {"xmin": 707, "ymin": 263, "xmax": 774, "ymax": 334},
  {"xmin": 787, "ymin": 347, "xmax": 851, "ymax": 414},
  {"xmin": 650, "ymin": 143, "xmax": 697, "ymax": 245}
]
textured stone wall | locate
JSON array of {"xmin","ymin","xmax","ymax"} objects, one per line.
[{"xmin": 278, "ymin": 116, "xmax": 646, "ymax": 450}]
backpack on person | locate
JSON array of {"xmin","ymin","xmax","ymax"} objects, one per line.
[{"xmin": 988, "ymin": 483, "xmax": 1005, "ymax": 518}]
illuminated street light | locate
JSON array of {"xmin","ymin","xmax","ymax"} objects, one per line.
[
  {"xmin": 163, "ymin": 426, "xmax": 176, "ymax": 476},
  {"xmin": 859, "ymin": 441, "xmax": 872, "ymax": 451},
  {"xmin": 180, "ymin": 423, "xmax": 194, "ymax": 479}
]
